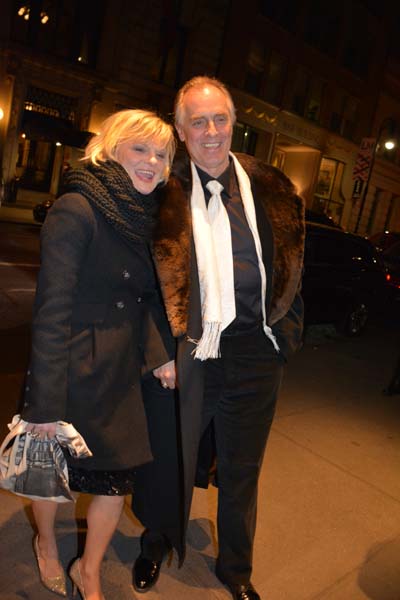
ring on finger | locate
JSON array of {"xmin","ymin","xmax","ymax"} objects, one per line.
[{"xmin": 162, "ymin": 382, "xmax": 168, "ymax": 388}]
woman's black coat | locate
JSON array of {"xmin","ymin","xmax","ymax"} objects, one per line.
[{"xmin": 21, "ymin": 193, "xmax": 174, "ymax": 471}]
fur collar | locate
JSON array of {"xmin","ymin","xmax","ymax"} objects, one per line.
[{"xmin": 153, "ymin": 153, "xmax": 305, "ymax": 337}]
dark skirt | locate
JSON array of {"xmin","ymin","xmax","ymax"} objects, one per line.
[{"xmin": 68, "ymin": 465, "xmax": 135, "ymax": 496}]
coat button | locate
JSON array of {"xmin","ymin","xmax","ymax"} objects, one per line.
[
  {"xmin": 116, "ymin": 301, "xmax": 125, "ymax": 310},
  {"xmin": 25, "ymin": 385, "xmax": 30, "ymax": 392},
  {"xmin": 27, "ymin": 369, "xmax": 31, "ymax": 375},
  {"xmin": 122, "ymin": 270, "xmax": 131, "ymax": 280},
  {"xmin": 136, "ymin": 297, "xmax": 142, "ymax": 303}
]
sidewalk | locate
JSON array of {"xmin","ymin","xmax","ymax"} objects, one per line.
[{"xmin": 0, "ymin": 324, "xmax": 399, "ymax": 599}]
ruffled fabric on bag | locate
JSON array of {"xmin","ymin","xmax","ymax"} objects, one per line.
[{"xmin": 0, "ymin": 416, "xmax": 92, "ymax": 502}]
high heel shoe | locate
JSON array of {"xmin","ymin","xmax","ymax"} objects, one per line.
[
  {"xmin": 69, "ymin": 559, "xmax": 86, "ymax": 599},
  {"xmin": 33, "ymin": 535, "xmax": 67, "ymax": 597}
]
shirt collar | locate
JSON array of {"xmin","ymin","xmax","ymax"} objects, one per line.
[{"xmin": 195, "ymin": 159, "xmax": 232, "ymax": 198}]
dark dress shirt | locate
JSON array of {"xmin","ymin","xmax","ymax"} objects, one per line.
[{"xmin": 196, "ymin": 161, "xmax": 262, "ymax": 334}]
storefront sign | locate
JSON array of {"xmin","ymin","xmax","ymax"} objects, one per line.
[
  {"xmin": 278, "ymin": 118, "xmax": 325, "ymax": 147},
  {"xmin": 352, "ymin": 138, "xmax": 376, "ymax": 182},
  {"xmin": 352, "ymin": 179, "xmax": 364, "ymax": 198}
]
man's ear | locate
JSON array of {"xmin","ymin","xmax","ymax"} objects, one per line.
[{"xmin": 176, "ymin": 124, "xmax": 185, "ymax": 142}]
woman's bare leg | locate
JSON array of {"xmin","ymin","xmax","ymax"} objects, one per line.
[
  {"xmin": 32, "ymin": 500, "xmax": 63, "ymax": 578},
  {"xmin": 78, "ymin": 495, "xmax": 125, "ymax": 600}
]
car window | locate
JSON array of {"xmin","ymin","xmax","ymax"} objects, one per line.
[
  {"xmin": 384, "ymin": 240, "xmax": 400, "ymax": 259},
  {"xmin": 309, "ymin": 234, "xmax": 373, "ymax": 265}
]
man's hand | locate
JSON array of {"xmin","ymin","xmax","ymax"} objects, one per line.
[
  {"xmin": 26, "ymin": 422, "xmax": 57, "ymax": 439},
  {"xmin": 153, "ymin": 360, "xmax": 176, "ymax": 389}
]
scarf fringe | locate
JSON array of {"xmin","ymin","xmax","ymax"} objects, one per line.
[{"xmin": 193, "ymin": 322, "xmax": 222, "ymax": 360}]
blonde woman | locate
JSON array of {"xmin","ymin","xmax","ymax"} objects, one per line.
[{"xmin": 21, "ymin": 109, "xmax": 176, "ymax": 600}]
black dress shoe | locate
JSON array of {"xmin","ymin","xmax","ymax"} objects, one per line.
[
  {"xmin": 132, "ymin": 555, "xmax": 162, "ymax": 593},
  {"xmin": 216, "ymin": 573, "xmax": 261, "ymax": 600},
  {"xmin": 227, "ymin": 583, "xmax": 261, "ymax": 600}
]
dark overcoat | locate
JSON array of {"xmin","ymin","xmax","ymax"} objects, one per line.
[
  {"xmin": 151, "ymin": 153, "xmax": 305, "ymax": 557},
  {"xmin": 21, "ymin": 193, "xmax": 174, "ymax": 471}
]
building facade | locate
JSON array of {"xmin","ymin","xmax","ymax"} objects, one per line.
[
  {"xmin": 219, "ymin": 0, "xmax": 400, "ymax": 234},
  {"xmin": 0, "ymin": 0, "xmax": 399, "ymax": 235}
]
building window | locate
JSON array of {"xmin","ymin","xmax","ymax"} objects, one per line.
[
  {"xmin": 312, "ymin": 157, "xmax": 345, "ymax": 225},
  {"xmin": 244, "ymin": 40, "xmax": 266, "ymax": 96},
  {"xmin": 342, "ymin": 96, "xmax": 359, "ymax": 140},
  {"xmin": 359, "ymin": 0, "xmax": 384, "ymax": 18},
  {"xmin": 24, "ymin": 85, "xmax": 77, "ymax": 122},
  {"xmin": 305, "ymin": 79, "xmax": 324, "ymax": 122},
  {"xmin": 290, "ymin": 68, "xmax": 324, "ymax": 124},
  {"xmin": 16, "ymin": 138, "xmax": 55, "ymax": 192},
  {"xmin": 259, "ymin": 0, "xmax": 299, "ymax": 32},
  {"xmin": 341, "ymin": 5, "xmax": 373, "ymax": 79},
  {"xmin": 264, "ymin": 51, "xmax": 287, "ymax": 107},
  {"xmin": 304, "ymin": 1, "xmax": 342, "ymax": 57},
  {"xmin": 291, "ymin": 67, "xmax": 309, "ymax": 116},
  {"xmin": 314, "ymin": 158, "xmax": 337, "ymax": 201},
  {"xmin": 232, "ymin": 122, "xmax": 258, "ymax": 155},
  {"xmin": 12, "ymin": 0, "xmax": 105, "ymax": 67},
  {"xmin": 151, "ymin": 0, "xmax": 187, "ymax": 89},
  {"xmin": 329, "ymin": 90, "xmax": 359, "ymax": 140}
]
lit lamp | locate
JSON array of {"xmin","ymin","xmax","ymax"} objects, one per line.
[
  {"xmin": 355, "ymin": 117, "xmax": 397, "ymax": 233},
  {"xmin": 384, "ymin": 139, "xmax": 396, "ymax": 150},
  {"xmin": 0, "ymin": 107, "xmax": 4, "ymax": 120}
]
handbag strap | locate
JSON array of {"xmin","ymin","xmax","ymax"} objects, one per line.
[{"xmin": 0, "ymin": 421, "xmax": 27, "ymax": 477}]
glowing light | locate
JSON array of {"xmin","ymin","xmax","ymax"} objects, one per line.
[
  {"xmin": 55, "ymin": 142, "xmax": 62, "ymax": 146},
  {"xmin": 0, "ymin": 108, "xmax": 4, "ymax": 120},
  {"xmin": 384, "ymin": 140, "xmax": 396, "ymax": 150},
  {"xmin": 21, "ymin": 133, "xmax": 26, "ymax": 139}
]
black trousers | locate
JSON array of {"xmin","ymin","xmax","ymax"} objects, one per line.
[
  {"xmin": 203, "ymin": 327, "xmax": 284, "ymax": 585},
  {"xmin": 141, "ymin": 328, "xmax": 283, "ymax": 582},
  {"xmin": 133, "ymin": 376, "xmax": 182, "ymax": 561}
]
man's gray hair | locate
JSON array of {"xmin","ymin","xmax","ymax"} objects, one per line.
[{"xmin": 174, "ymin": 76, "xmax": 237, "ymax": 127}]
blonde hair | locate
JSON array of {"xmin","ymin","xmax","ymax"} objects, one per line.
[
  {"xmin": 174, "ymin": 76, "xmax": 236, "ymax": 127},
  {"xmin": 84, "ymin": 109, "xmax": 176, "ymax": 181}
]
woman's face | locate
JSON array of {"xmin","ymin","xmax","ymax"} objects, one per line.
[{"xmin": 115, "ymin": 139, "xmax": 168, "ymax": 194}]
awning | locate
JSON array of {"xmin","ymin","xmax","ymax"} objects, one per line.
[{"xmin": 21, "ymin": 110, "xmax": 93, "ymax": 148}]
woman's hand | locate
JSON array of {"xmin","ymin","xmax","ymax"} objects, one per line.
[
  {"xmin": 26, "ymin": 422, "xmax": 58, "ymax": 439},
  {"xmin": 153, "ymin": 360, "xmax": 176, "ymax": 389}
]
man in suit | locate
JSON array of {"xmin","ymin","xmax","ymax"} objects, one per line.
[{"xmin": 133, "ymin": 76, "xmax": 305, "ymax": 600}]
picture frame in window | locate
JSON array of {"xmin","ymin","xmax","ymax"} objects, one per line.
[{"xmin": 315, "ymin": 158, "xmax": 338, "ymax": 199}]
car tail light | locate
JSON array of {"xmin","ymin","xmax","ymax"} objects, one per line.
[{"xmin": 386, "ymin": 272, "xmax": 400, "ymax": 289}]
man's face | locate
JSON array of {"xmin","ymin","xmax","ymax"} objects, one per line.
[{"xmin": 176, "ymin": 85, "xmax": 233, "ymax": 177}]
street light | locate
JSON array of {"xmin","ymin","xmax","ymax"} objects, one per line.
[{"xmin": 354, "ymin": 117, "xmax": 397, "ymax": 234}]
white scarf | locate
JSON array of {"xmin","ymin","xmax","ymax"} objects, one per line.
[{"xmin": 190, "ymin": 153, "xmax": 280, "ymax": 360}]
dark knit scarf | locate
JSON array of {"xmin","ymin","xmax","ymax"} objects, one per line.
[{"xmin": 63, "ymin": 160, "xmax": 159, "ymax": 244}]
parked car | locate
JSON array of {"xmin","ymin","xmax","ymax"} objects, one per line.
[
  {"xmin": 369, "ymin": 230, "xmax": 400, "ymax": 253},
  {"xmin": 305, "ymin": 208, "xmax": 342, "ymax": 229},
  {"xmin": 380, "ymin": 240, "xmax": 400, "ymax": 291},
  {"xmin": 302, "ymin": 221, "xmax": 388, "ymax": 336},
  {"xmin": 33, "ymin": 198, "xmax": 54, "ymax": 223}
]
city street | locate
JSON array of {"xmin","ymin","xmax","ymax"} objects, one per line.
[{"xmin": 0, "ymin": 223, "xmax": 399, "ymax": 599}]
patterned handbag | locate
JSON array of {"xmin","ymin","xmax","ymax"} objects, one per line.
[{"xmin": 0, "ymin": 415, "xmax": 92, "ymax": 502}]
